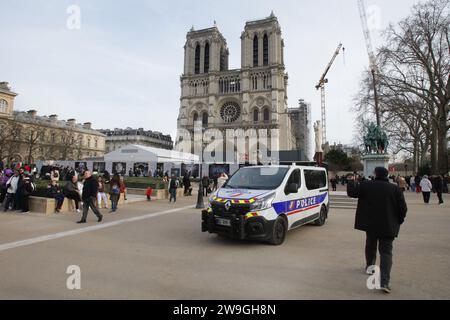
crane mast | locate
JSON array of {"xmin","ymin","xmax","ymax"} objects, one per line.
[
  {"xmin": 357, "ymin": 0, "xmax": 381, "ymax": 126},
  {"xmin": 315, "ymin": 43, "xmax": 344, "ymax": 144}
]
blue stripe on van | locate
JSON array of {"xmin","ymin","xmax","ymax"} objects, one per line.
[{"xmin": 272, "ymin": 193, "xmax": 328, "ymax": 215}]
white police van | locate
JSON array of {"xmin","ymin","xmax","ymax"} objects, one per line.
[{"xmin": 202, "ymin": 165, "xmax": 329, "ymax": 245}]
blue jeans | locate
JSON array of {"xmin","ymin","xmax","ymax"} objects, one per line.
[{"xmin": 169, "ymin": 188, "xmax": 177, "ymax": 202}]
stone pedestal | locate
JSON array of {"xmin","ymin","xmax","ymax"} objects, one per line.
[{"xmin": 362, "ymin": 154, "xmax": 390, "ymax": 178}]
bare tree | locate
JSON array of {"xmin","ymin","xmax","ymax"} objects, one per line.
[{"xmin": 354, "ymin": 0, "xmax": 449, "ymax": 174}]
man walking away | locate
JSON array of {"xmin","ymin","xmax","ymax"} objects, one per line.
[
  {"xmin": 168, "ymin": 175, "xmax": 179, "ymax": 203},
  {"xmin": 433, "ymin": 175, "xmax": 444, "ymax": 205},
  {"xmin": 420, "ymin": 175, "xmax": 433, "ymax": 204},
  {"xmin": 347, "ymin": 167, "xmax": 407, "ymax": 294},
  {"xmin": 78, "ymin": 171, "xmax": 103, "ymax": 224}
]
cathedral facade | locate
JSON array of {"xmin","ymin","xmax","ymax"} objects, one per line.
[{"xmin": 175, "ymin": 13, "xmax": 295, "ymax": 163}]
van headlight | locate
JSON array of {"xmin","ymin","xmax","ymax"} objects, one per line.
[{"xmin": 250, "ymin": 192, "xmax": 276, "ymax": 211}]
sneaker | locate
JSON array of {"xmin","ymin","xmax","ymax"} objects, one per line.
[
  {"xmin": 366, "ymin": 266, "xmax": 376, "ymax": 275},
  {"xmin": 21, "ymin": 211, "xmax": 30, "ymax": 214},
  {"xmin": 380, "ymin": 285, "xmax": 391, "ymax": 294},
  {"xmin": 76, "ymin": 209, "xmax": 81, "ymax": 213}
]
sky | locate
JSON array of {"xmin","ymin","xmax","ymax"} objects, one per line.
[{"xmin": 0, "ymin": 0, "xmax": 419, "ymax": 148}]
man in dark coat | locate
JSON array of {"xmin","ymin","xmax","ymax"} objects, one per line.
[
  {"xmin": 78, "ymin": 171, "xmax": 103, "ymax": 224},
  {"xmin": 347, "ymin": 167, "xmax": 407, "ymax": 293}
]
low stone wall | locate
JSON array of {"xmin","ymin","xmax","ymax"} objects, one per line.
[{"xmin": 29, "ymin": 194, "xmax": 140, "ymax": 215}]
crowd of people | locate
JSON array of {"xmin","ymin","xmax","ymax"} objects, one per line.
[
  {"xmin": 0, "ymin": 163, "xmax": 129, "ymax": 221},
  {"xmin": 330, "ymin": 172, "xmax": 448, "ymax": 205}
]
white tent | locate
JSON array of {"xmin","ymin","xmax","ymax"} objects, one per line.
[{"xmin": 104, "ymin": 145, "xmax": 199, "ymax": 164}]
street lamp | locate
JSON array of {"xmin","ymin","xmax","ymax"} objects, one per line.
[{"xmin": 195, "ymin": 122, "xmax": 206, "ymax": 209}]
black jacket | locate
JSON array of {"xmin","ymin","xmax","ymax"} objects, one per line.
[
  {"xmin": 347, "ymin": 178, "xmax": 407, "ymax": 238},
  {"xmin": 82, "ymin": 176, "xmax": 98, "ymax": 200}
]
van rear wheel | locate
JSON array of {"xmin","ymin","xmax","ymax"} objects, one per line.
[
  {"xmin": 268, "ymin": 217, "xmax": 287, "ymax": 246},
  {"xmin": 314, "ymin": 206, "xmax": 327, "ymax": 226}
]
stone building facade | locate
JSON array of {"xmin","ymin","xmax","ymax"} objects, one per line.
[
  {"xmin": 175, "ymin": 13, "xmax": 295, "ymax": 163},
  {"xmin": 99, "ymin": 128, "xmax": 173, "ymax": 153},
  {"xmin": 288, "ymin": 99, "xmax": 312, "ymax": 160},
  {"xmin": 0, "ymin": 82, "xmax": 105, "ymax": 163}
]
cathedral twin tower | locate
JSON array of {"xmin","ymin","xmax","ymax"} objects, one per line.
[{"xmin": 176, "ymin": 13, "xmax": 295, "ymax": 162}]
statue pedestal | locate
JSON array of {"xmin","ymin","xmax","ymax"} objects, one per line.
[{"xmin": 362, "ymin": 154, "xmax": 390, "ymax": 178}]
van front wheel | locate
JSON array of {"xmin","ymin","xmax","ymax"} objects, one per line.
[
  {"xmin": 314, "ymin": 206, "xmax": 327, "ymax": 226},
  {"xmin": 268, "ymin": 217, "xmax": 287, "ymax": 246}
]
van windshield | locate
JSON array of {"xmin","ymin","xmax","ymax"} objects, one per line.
[{"xmin": 223, "ymin": 167, "xmax": 289, "ymax": 190}]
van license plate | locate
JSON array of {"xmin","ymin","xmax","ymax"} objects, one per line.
[{"xmin": 216, "ymin": 218, "xmax": 231, "ymax": 227}]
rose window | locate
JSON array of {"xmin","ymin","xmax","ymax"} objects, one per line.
[{"xmin": 220, "ymin": 102, "xmax": 241, "ymax": 123}]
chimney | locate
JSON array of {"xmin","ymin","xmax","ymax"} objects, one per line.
[
  {"xmin": 83, "ymin": 122, "xmax": 92, "ymax": 129},
  {"xmin": 27, "ymin": 110, "xmax": 37, "ymax": 118},
  {"xmin": 67, "ymin": 118, "xmax": 76, "ymax": 126},
  {"xmin": 49, "ymin": 114, "xmax": 58, "ymax": 121},
  {"xmin": 0, "ymin": 82, "xmax": 10, "ymax": 91}
]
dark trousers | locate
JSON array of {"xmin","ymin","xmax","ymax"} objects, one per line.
[
  {"xmin": 14, "ymin": 191, "xmax": 21, "ymax": 210},
  {"xmin": 21, "ymin": 194, "xmax": 30, "ymax": 212},
  {"xmin": 81, "ymin": 196, "xmax": 102, "ymax": 221},
  {"xmin": 365, "ymin": 233, "xmax": 394, "ymax": 286},
  {"xmin": 0, "ymin": 188, "xmax": 6, "ymax": 203},
  {"xmin": 422, "ymin": 192, "xmax": 431, "ymax": 204},
  {"xmin": 3, "ymin": 193, "xmax": 15, "ymax": 212},
  {"xmin": 65, "ymin": 192, "xmax": 81, "ymax": 210},
  {"xmin": 437, "ymin": 191, "xmax": 444, "ymax": 204},
  {"xmin": 169, "ymin": 188, "xmax": 177, "ymax": 202}
]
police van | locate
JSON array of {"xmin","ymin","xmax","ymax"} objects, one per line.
[{"xmin": 202, "ymin": 165, "xmax": 329, "ymax": 245}]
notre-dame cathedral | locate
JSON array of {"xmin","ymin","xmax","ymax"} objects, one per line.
[{"xmin": 175, "ymin": 13, "xmax": 296, "ymax": 163}]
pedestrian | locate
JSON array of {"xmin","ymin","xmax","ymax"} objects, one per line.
[
  {"xmin": 168, "ymin": 175, "xmax": 179, "ymax": 203},
  {"xmin": 183, "ymin": 174, "xmax": 191, "ymax": 196},
  {"xmin": 63, "ymin": 175, "xmax": 82, "ymax": 213},
  {"xmin": 78, "ymin": 171, "xmax": 103, "ymax": 224},
  {"xmin": 409, "ymin": 176, "xmax": 415, "ymax": 193},
  {"xmin": 3, "ymin": 169, "xmax": 20, "ymax": 212},
  {"xmin": 347, "ymin": 167, "xmax": 407, "ymax": 294},
  {"xmin": 109, "ymin": 174, "xmax": 120, "ymax": 213},
  {"xmin": 97, "ymin": 176, "xmax": 109, "ymax": 209},
  {"xmin": 47, "ymin": 180, "xmax": 65, "ymax": 213},
  {"xmin": 0, "ymin": 169, "xmax": 12, "ymax": 204},
  {"xmin": 202, "ymin": 175, "xmax": 210, "ymax": 197},
  {"xmin": 119, "ymin": 176, "xmax": 127, "ymax": 201},
  {"xmin": 397, "ymin": 176, "xmax": 407, "ymax": 192},
  {"xmin": 414, "ymin": 175, "xmax": 421, "ymax": 193},
  {"xmin": 20, "ymin": 173, "xmax": 35, "ymax": 214},
  {"xmin": 217, "ymin": 173, "xmax": 229, "ymax": 189},
  {"xmin": 420, "ymin": 175, "xmax": 433, "ymax": 204},
  {"xmin": 331, "ymin": 177, "xmax": 337, "ymax": 192},
  {"xmin": 433, "ymin": 175, "xmax": 444, "ymax": 205}
]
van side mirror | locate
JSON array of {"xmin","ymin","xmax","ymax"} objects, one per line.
[{"xmin": 286, "ymin": 183, "xmax": 299, "ymax": 194}]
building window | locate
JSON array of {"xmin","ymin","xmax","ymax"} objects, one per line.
[
  {"xmin": 204, "ymin": 43, "xmax": 210, "ymax": 73},
  {"xmin": 253, "ymin": 35, "xmax": 259, "ymax": 67},
  {"xmin": 194, "ymin": 44, "xmax": 201, "ymax": 74},
  {"xmin": 253, "ymin": 109, "xmax": 259, "ymax": 122},
  {"xmin": 263, "ymin": 34, "xmax": 269, "ymax": 66},
  {"xmin": 0, "ymin": 99, "xmax": 7, "ymax": 113},
  {"xmin": 220, "ymin": 47, "xmax": 226, "ymax": 71},
  {"xmin": 263, "ymin": 108, "xmax": 270, "ymax": 122},
  {"xmin": 51, "ymin": 132, "xmax": 56, "ymax": 143},
  {"xmin": 202, "ymin": 112, "xmax": 208, "ymax": 127},
  {"xmin": 87, "ymin": 138, "xmax": 91, "ymax": 148},
  {"xmin": 95, "ymin": 139, "xmax": 98, "ymax": 148},
  {"xmin": 193, "ymin": 112, "xmax": 198, "ymax": 124}
]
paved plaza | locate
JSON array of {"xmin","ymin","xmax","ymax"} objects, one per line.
[{"xmin": 0, "ymin": 191, "xmax": 449, "ymax": 300}]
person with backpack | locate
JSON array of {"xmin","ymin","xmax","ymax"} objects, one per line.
[
  {"xmin": 109, "ymin": 174, "xmax": 120, "ymax": 213},
  {"xmin": 3, "ymin": 169, "xmax": 20, "ymax": 212},
  {"xmin": 20, "ymin": 172, "xmax": 35, "ymax": 214},
  {"xmin": 420, "ymin": 175, "xmax": 433, "ymax": 204},
  {"xmin": 168, "ymin": 175, "xmax": 180, "ymax": 203}
]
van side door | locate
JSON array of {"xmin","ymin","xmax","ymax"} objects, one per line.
[
  {"xmin": 281, "ymin": 169, "xmax": 303, "ymax": 229},
  {"xmin": 302, "ymin": 169, "xmax": 329, "ymax": 220}
]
